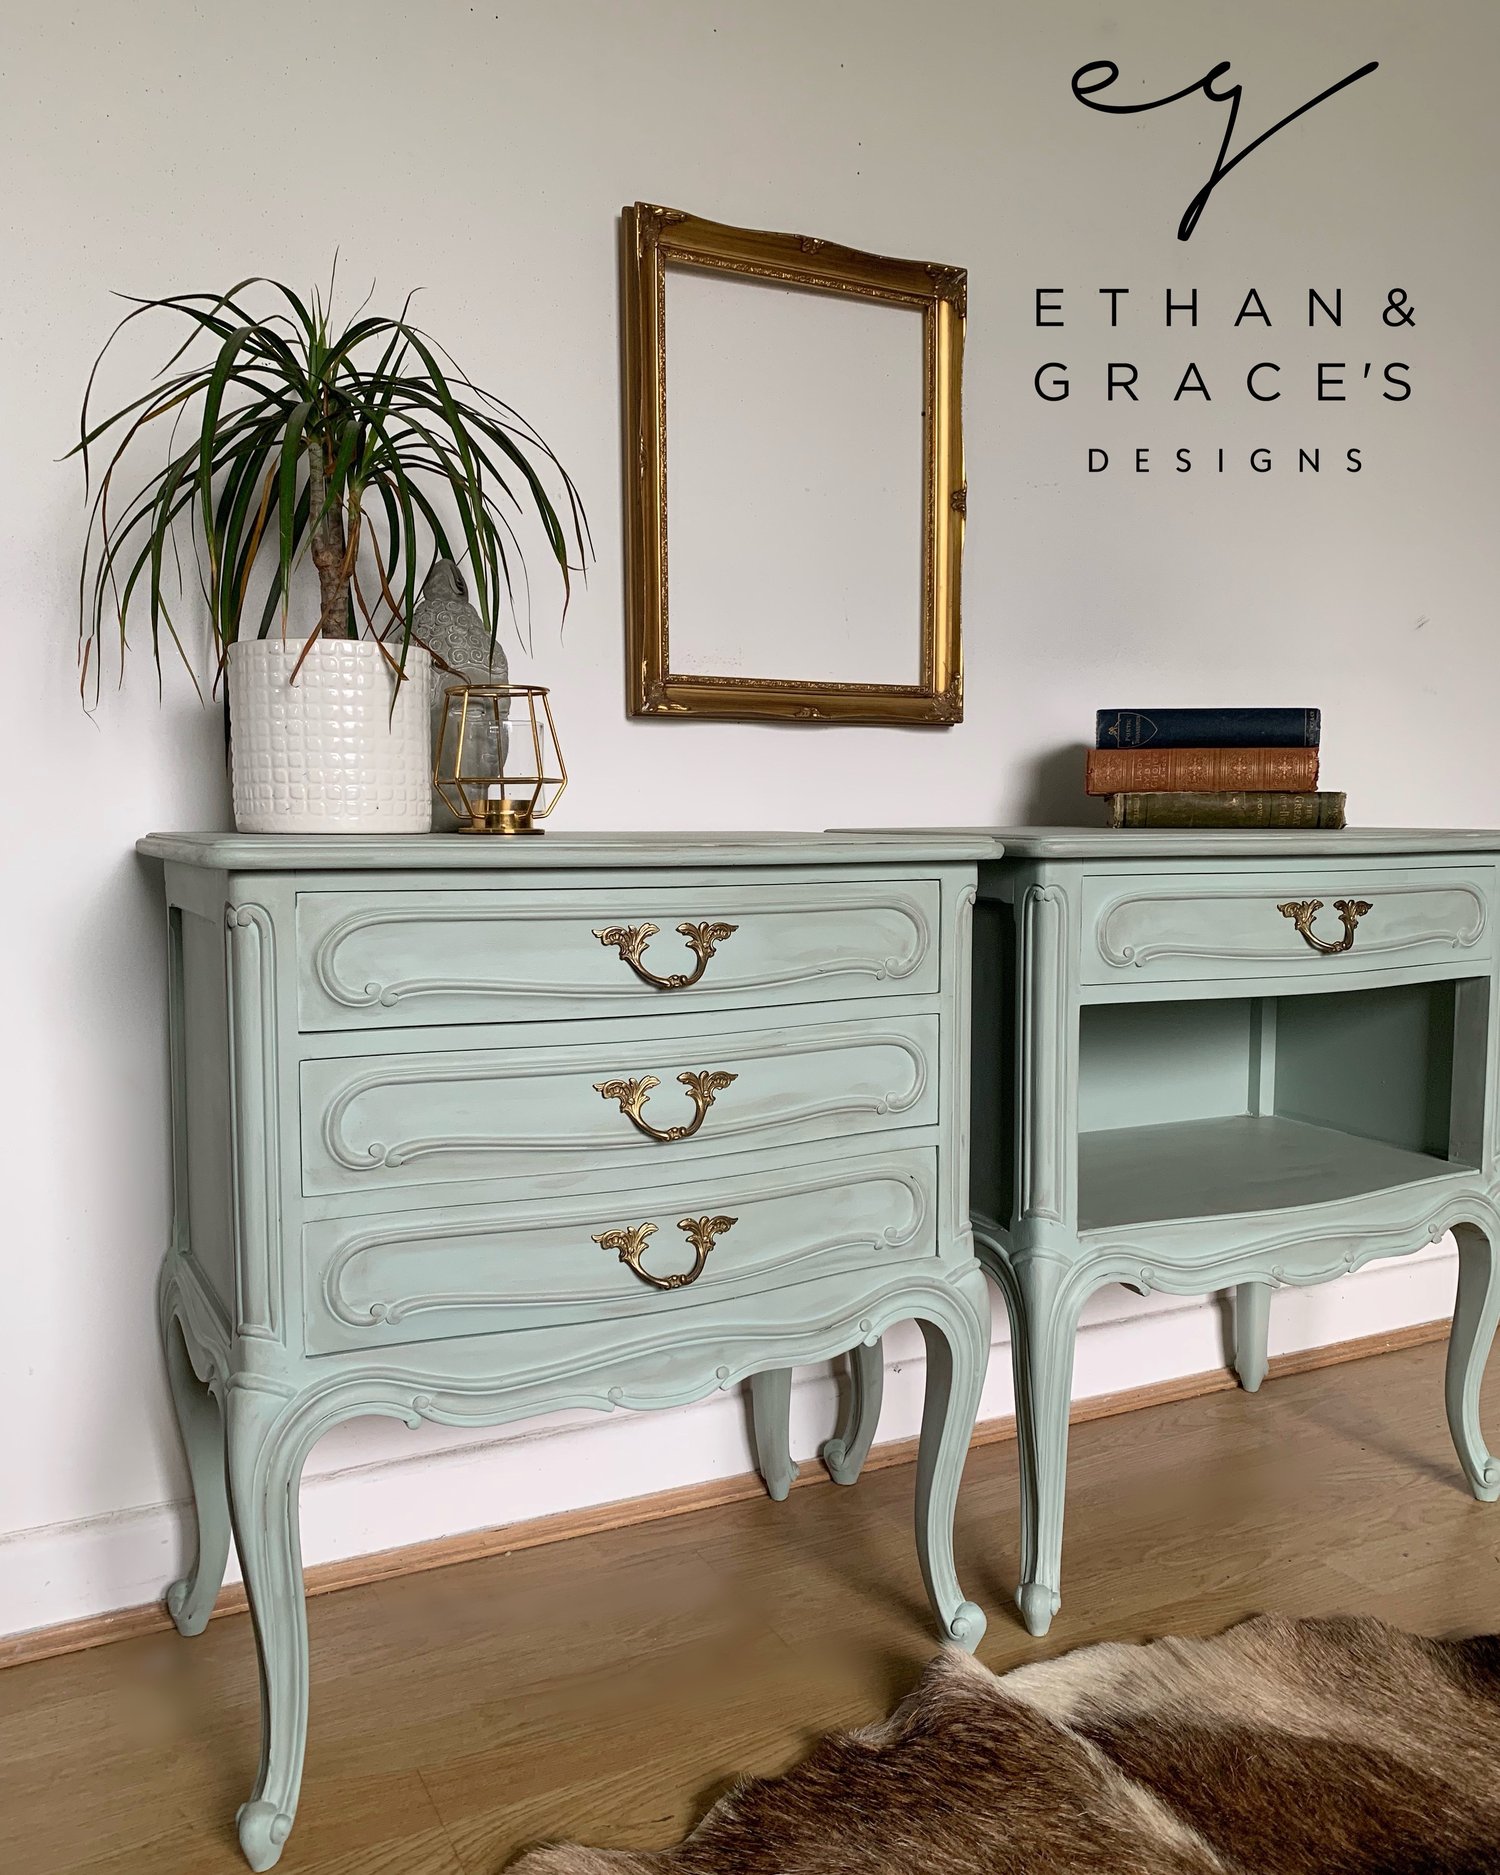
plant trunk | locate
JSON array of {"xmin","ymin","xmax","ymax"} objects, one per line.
[{"xmin": 307, "ymin": 439, "xmax": 350, "ymax": 638}]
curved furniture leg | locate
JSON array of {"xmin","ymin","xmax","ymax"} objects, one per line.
[
  {"xmin": 913, "ymin": 1283, "xmax": 989, "ymax": 1652},
  {"xmin": 1447, "ymin": 1221, "xmax": 1500, "ymax": 1502},
  {"xmin": 823, "ymin": 1339, "xmax": 885, "ymax": 1485},
  {"xmin": 1005, "ymin": 1255, "xmax": 1085, "ymax": 1639},
  {"xmin": 1234, "ymin": 1280, "xmax": 1272, "ymax": 1394},
  {"xmin": 226, "ymin": 1385, "xmax": 310, "ymax": 1872},
  {"xmin": 749, "ymin": 1368, "xmax": 798, "ymax": 1502},
  {"xmin": 160, "ymin": 1287, "xmax": 231, "ymax": 1638}
]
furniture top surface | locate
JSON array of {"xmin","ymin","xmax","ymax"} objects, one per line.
[
  {"xmin": 136, "ymin": 829, "xmax": 1007, "ymax": 872},
  {"xmin": 922, "ymin": 826, "xmax": 1500, "ymax": 860},
  {"xmin": 136, "ymin": 826, "xmax": 1500, "ymax": 871}
]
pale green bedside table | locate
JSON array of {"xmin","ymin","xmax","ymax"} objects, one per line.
[
  {"xmin": 138, "ymin": 830, "xmax": 1002, "ymax": 1869},
  {"xmin": 770, "ymin": 828, "xmax": 1500, "ymax": 1639}
]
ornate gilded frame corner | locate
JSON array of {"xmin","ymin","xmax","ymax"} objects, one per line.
[{"xmin": 621, "ymin": 202, "xmax": 966, "ymax": 726}]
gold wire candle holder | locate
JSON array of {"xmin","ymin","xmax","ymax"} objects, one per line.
[{"xmin": 432, "ymin": 683, "xmax": 568, "ymax": 834}]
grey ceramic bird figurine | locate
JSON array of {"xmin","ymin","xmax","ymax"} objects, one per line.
[
  {"xmin": 414, "ymin": 559, "xmax": 510, "ymax": 827},
  {"xmin": 411, "ymin": 559, "xmax": 509, "ymax": 692}
]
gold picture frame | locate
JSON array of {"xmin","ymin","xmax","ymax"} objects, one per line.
[{"xmin": 621, "ymin": 202, "xmax": 966, "ymax": 725}]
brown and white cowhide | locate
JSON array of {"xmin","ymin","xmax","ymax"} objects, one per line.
[{"xmin": 512, "ymin": 1615, "xmax": 1500, "ymax": 1874}]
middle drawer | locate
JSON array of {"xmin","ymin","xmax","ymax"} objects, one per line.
[{"xmin": 300, "ymin": 1009, "xmax": 939, "ymax": 1198}]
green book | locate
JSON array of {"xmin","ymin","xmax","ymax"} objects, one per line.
[{"xmin": 1108, "ymin": 791, "xmax": 1347, "ymax": 829}]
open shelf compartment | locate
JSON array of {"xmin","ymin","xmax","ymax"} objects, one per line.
[{"xmin": 1076, "ymin": 978, "xmax": 1488, "ymax": 1232}]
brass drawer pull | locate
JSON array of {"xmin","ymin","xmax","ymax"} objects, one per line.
[
  {"xmin": 594, "ymin": 1069, "xmax": 738, "ymax": 1142},
  {"xmin": 593, "ymin": 920, "xmax": 738, "ymax": 990},
  {"xmin": 1277, "ymin": 897, "xmax": 1372, "ymax": 955},
  {"xmin": 593, "ymin": 1214, "xmax": 737, "ymax": 1290}
]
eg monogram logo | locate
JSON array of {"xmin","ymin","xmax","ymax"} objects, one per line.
[{"xmin": 1071, "ymin": 56, "xmax": 1380, "ymax": 240}]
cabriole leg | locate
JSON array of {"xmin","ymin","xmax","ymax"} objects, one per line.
[
  {"xmin": 226, "ymin": 1385, "xmax": 310, "ymax": 1872},
  {"xmin": 1234, "ymin": 1280, "xmax": 1272, "ymax": 1393},
  {"xmin": 913, "ymin": 1283, "xmax": 989, "ymax": 1652},
  {"xmin": 824, "ymin": 1339, "xmax": 885, "ymax": 1485},
  {"xmin": 1006, "ymin": 1255, "xmax": 1083, "ymax": 1639},
  {"xmin": 1447, "ymin": 1221, "xmax": 1500, "ymax": 1502},
  {"xmin": 160, "ymin": 1289, "xmax": 231, "ymax": 1637},
  {"xmin": 749, "ymin": 1368, "xmax": 798, "ymax": 1502}
]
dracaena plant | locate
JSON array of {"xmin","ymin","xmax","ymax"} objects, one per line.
[{"xmin": 71, "ymin": 272, "xmax": 590, "ymax": 703}]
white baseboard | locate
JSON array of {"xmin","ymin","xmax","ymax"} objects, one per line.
[{"xmin": 0, "ymin": 1246, "xmax": 1458, "ymax": 1641}]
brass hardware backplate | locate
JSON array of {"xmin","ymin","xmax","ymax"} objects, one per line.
[
  {"xmin": 594, "ymin": 1069, "xmax": 738, "ymax": 1142},
  {"xmin": 592, "ymin": 920, "xmax": 738, "ymax": 990},
  {"xmin": 1277, "ymin": 897, "xmax": 1373, "ymax": 955},
  {"xmin": 593, "ymin": 1214, "xmax": 737, "ymax": 1291}
]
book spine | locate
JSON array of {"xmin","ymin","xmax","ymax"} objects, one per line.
[
  {"xmin": 1096, "ymin": 708, "xmax": 1321, "ymax": 749},
  {"xmin": 1108, "ymin": 791, "xmax": 1347, "ymax": 829},
  {"xmin": 1085, "ymin": 747, "xmax": 1319, "ymax": 795}
]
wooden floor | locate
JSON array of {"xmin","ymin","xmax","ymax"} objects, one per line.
[{"xmin": 3, "ymin": 1338, "xmax": 1498, "ymax": 1874}]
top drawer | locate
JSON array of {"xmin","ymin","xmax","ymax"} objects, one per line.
[
  {"xmin": 296, "ymin": 879, "xmax": 942, "ymax": 1029},
  {"xmin": 1083, "ymin": 864, "xmax": 1492, "ymax": 987}
]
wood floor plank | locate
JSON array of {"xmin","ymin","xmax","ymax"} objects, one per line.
[
  {"xmin": 301, "ymin": 1828, "xmax": 468, "ymax": 1875},
  {"xmin": 2, "ymin": 1340, "xmax": 1497, "ymax": 1873},
  {"xmin": 52, "ymin": 1818, "xmax": 227, "ymax": 1875}
]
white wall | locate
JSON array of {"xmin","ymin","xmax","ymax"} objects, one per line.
[{"xmin": 1, "ymin": 0, "xmax": 1495, "ymax": 1639}]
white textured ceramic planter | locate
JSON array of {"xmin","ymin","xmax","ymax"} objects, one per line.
[{"xmin": 227, "ymin": 637, "xmax": 433, "ymax": 834}]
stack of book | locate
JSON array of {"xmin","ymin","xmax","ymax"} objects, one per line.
[{"xmin": 1090, "ymin": 709, "xmax": 1345, "ymax": 828}]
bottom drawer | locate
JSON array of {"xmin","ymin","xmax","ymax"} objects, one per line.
[{"xmin": 302, "ymin": 1146, "xmax": 936, "ymax": 1354}]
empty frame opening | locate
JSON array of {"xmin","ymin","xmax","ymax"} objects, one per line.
[{"xmin": 663, "ymin": 264, "xmax": 924, "ymax": 687}]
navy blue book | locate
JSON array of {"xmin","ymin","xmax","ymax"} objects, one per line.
[{"xmin": 1096, "ymin": 708, "xmax": 1320, "ymax": 750}]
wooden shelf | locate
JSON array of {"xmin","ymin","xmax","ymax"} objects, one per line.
[{"xmin": 1077, "ymin": 1114, "xmax": 1460, "ymax": 1232}]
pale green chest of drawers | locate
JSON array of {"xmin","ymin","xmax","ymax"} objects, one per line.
[
  {"xmin": 138, "ymin": 830, "xmax": 1001, "ymax": 1871},
  {"xmin": 794, "ymin": 827, "xmax": 1500, "ymax": 1639}
]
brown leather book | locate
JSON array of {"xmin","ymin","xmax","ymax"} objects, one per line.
[
  {"xmin": 1108, "ymin": 791, "xmax": 1346, "ymax": 829},
  {"xmin": 1086, "ymin": 746, "xmax": 1319, "ymax": 796}
]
